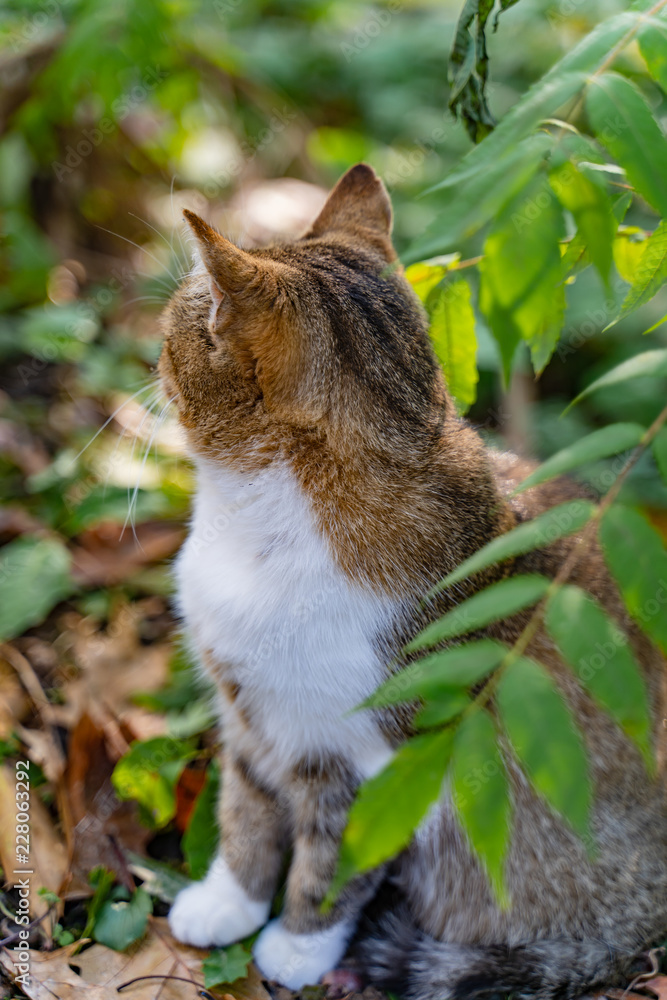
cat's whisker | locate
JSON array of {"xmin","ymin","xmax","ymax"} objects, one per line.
[
  {"xmin": 95, "ymin": 224, "xmax": 181, "ymax": 286},
  {"xmin": 122, "ymin": 294, "xmax": 169, "ymax": 309},
  {"xmin": 102, "ymin": 381, "xmax": 165, "ymax": 499},
  {"xmin": 128, "ymin": 210, "xmax": 189, "ymax": 289},
  {"xmin": 71, "ymin": 383, "xmax": 156, "ymax": 466},
  {"xmin": 121, "ymin": 393, "xmax": 176, "ymax": 544}
]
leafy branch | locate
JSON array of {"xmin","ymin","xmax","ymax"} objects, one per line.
[{"xmin": 328, "ymin": 345, "xmax": 667, "ymax": 906}]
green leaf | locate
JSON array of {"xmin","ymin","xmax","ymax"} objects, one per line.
[
  {"xmin": 546, "ymin": 585, "xmax": 652, "ymax": 767},
  {"xmin": 83, "ymin": 867, "xmax": 115, "ymax": 941},
  {"xmin": 586, "ymin": 73, "xmax": 667, "ymax": 218},
  {"xmin": 93, "ymin": 888, "xmax": 152, "ymax": 952},
  {"xmin": 653, "ymin": 426, "xmax": 667, "ymax": 485},
  {"xmin": 618, "ymin": 221, "xmax": 667, "ymax": 320},
  {"xmin": 415, "ymin": 690, "xmax": 472, "ymax": 729},
  {"xmin": 497, "ymin": 657, "xmax": 592, "ymax": 839},
  {"xmin": 613, "ymin": 232, "xmax": 649, "ymax": 284},
  {"xmin": 431, "ymin": 500, "xmax": 595, "ymax": 594},
  {"xmin": 447, "ymin": 0, "xmax": 513, "ymax": 142},
  {"xmin": 451, "ymin": 709, "xmax": 510, "ymax": 902},
  {"xmin": 428, "ymin": 280, "xmax": 478, "ymax": 413},
  {"xmin": 406, "ymin": 575, "xmax": 550, "ymax": 653},
  {"xmin": 0, "ymin": 537, "xmax": 74, "ymax": 642},
  {"xmin": 405, "ymin": 260, "xmax": 448, "ymax": 303},
  {"xmin": 479, "ymin": 175, "xmax": 565, "ymax": 380},
  {"xmin": 599, "ymin": 505, "xmax": 667, "ymax": 655},
  {"xmin": 568, "ymin": 349, "xmax": 667, "ymax": 408},
  {"xmin": 183, "ymin": 762, "xmax": 220, "ymax": 880},
  {"xmin": 638, "ymin": 16, "xmax": 667, "ymax": 92},
  {"xmin": 330, "ymin": 730, "xmax": 453, "ymax": 895},
  {"xmin": 362, "ymin": 639, "xmax": 507, "ymax": 709},
  {"xmin": 126, "ymin": 853, "xmax": 191, "ymax": 905},
  {"xmin": 428, "ymin": 10, "xmax": 644, "ymax": 197},
  {"xmin": 203, "ymin": 943, "xmax": 253, "ymax": 988},
  {"xmin": 549, "ymin": 161, "xmax": 615, "ymax": 283},
  {"xmin": 513, "ymin": 423, "xmax": 645, "ymax": 494},
  {"xmin": 426, "ymin": 73, "xmax": 585, "ymax": 193},
  {"xmin": 112, "ymin": 737, "xmax": 196, "ymax": 828},
  {"xmin": 406, "ymin": 133, "xmax": 553, "ymax": 260}
]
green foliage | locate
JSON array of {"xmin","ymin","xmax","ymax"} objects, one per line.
[
  {"xmin": 586, "ymin": 73, "xmax": 667, "ymax": 220},
  {"xmin": 431, "ymin": 501, "xmax": 595, "ymax": 593},
  {"xmin": 92, "ymin": 887, "xmax": 152, "ymax": 951},
  {"xmin": 203, "ymin": 943, "xmax": 253, "ymax": 988},
  {"xmin": 448, "ymin": 0, "xmax": 521, "ymax": 142},
  {"xmin": 479, "ymin": 175, "xmax": 565, "ymax": 377},
  {"xmin": 569, "ymin": 349, "xmax": 667, "ymax": 408},
  {"xmin": 513, "ymin": 424, "xmax": 645, "ymax": 494},
  {"xmin": 599, "ymin": 505, "xmax": 667, "ymax": 654},
  {"xmin": 451, "ymin": 709, "xmax": 510, "ymax": 902},
  {"xmin": 362, "ymin": 639, "xmax": 507, "ymax": 709},
  {"xmin": 545, "ymin": 586, "xmax": 652, "ymax": 766},
  {"xmin": 618, "ymin": 221, "xmax": 667, "ymax": 320},
  {"xmin": 0, "ymin": 537, "xmax": 74, "ymax": 641},
  {"xmin": 328, "ymin": 730, "xmax": 453, "ymax": 900},
  {"xmin": 406, "ymin": 574, "xmax": 550, "ymax": 652},
  {"xmin": 654, "ymin": 427, "xmax": 667, "ymax": 483},
  {"xmin": 112, "ymin": 737, "xmax": 196, "ymax": 828},
  {"xmin": 428, "ymin": 280, "xmax": 478, "ymax": 413},
  {"xmin": 183, "ymin": 762, "xmax": 221, "ymax": 880},
  {"xmin": 496, "ymin": 657, "xmax": 592, "ymax": 839}
]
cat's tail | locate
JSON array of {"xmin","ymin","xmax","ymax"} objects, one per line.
[{"xmin": 354, "ymin": 906, "xmax": 640, "ymax": 1000}]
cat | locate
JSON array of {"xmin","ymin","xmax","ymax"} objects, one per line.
[{"xmin": 162, "ymin": 163, "xmax": 667, "ymax": 999}]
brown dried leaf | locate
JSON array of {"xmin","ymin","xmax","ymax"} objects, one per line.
[
  {"xmin": 1, "ymin": 919, "xmax": 271, "ymax": 1000},
  {"xmin": 63, "ymin": 713, "xmax": 151, "ymax": 888},
  {"xmin": 0, "ymin": 654, "xmax": 29, "ymax": 739},
  {"xmin": 0, "ymin": 941, "xmax": 109, "ymax": 1000},
  {"xmin": 0, "ymin": 763, "xmax": 68, "ymax": 919},
  {"xmin": 641, "ymin": 978, "xmax": 667, "ymax": 1000},
  {"xmin": 70, "ymin": 522, "xmax": 184, "ymax": 588},
  {"xmin": 63, "ymin": 605, "xmax": 170, "ymax": 722}
]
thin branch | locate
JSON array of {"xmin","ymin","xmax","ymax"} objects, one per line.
[{"xmin": 116, "ymin": 974, "xmax": 216, "ymax": 998}]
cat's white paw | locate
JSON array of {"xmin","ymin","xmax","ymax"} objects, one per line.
[
  {"xmin": 252, "ymin": 918, "xmax": 354, "ymax": 989},
  {"xmin": 169, "ymin": 857, "xmax": 270, "ymax": 948}
]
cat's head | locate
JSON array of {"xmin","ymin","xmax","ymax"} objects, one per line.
[{"xmin": 158, "ymin": 163, "xmax": 447, "ymax": 464}]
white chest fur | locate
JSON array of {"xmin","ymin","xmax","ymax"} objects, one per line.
[{"xmin": 175, "ymin": 459, "xmax": 396, "ymax": 782}]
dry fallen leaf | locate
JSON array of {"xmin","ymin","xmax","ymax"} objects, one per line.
[
  {"xmin": 70, "ymin": 522, "xmax": 184, "ymax": 588},
  {"xmin": 2, "ymin": 642, "xmax": 66, "ymax": 783},
  {"xmin": 63, "ymin": 605, "xmax": 170, "ymax": 723},
  {"xmin": 640, "ymin": 978, "xmax": 667, "ymax": 1000},
  {"xmin": 63, "ymin": 713, "xmax": 151, "ymax": 886},
  {"xmin": 0, "ymin": 763, "xmax": 68, "ymax": 919},
  {"xmin": 174, "ymin": 765, "xmax": 207, "ymax": 833},
  {"xmin": 0, "ymin": 918, "xmax": 272, "ymax": 1000},
  {"xmin": 0, "ymin": 653, "xmax": 29, "ymax": 738}
]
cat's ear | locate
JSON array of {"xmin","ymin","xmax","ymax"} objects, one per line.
[
  {"xmin": 305, "ymin": 163, "xmax": 394, "ymax": 257},
  {"xmin": 183, "ymin": 209, "xmax": 260, "ymax": 335}
]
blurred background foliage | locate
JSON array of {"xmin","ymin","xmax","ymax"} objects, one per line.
[
  {"xmin": 1, "ymin": 0, "xmax": 666, "ymax": 567},
  {"xmin": 0, "ymin": 0, "xmax": 666, "ymax": 960},
  {"xmin": 0, "ymin": 0, "xmax": 665, "ymax": 709}
]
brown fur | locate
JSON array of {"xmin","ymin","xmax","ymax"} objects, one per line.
[{"xmin": 160, "ymin": 164, "xmax": 667, "ymax": 999}]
